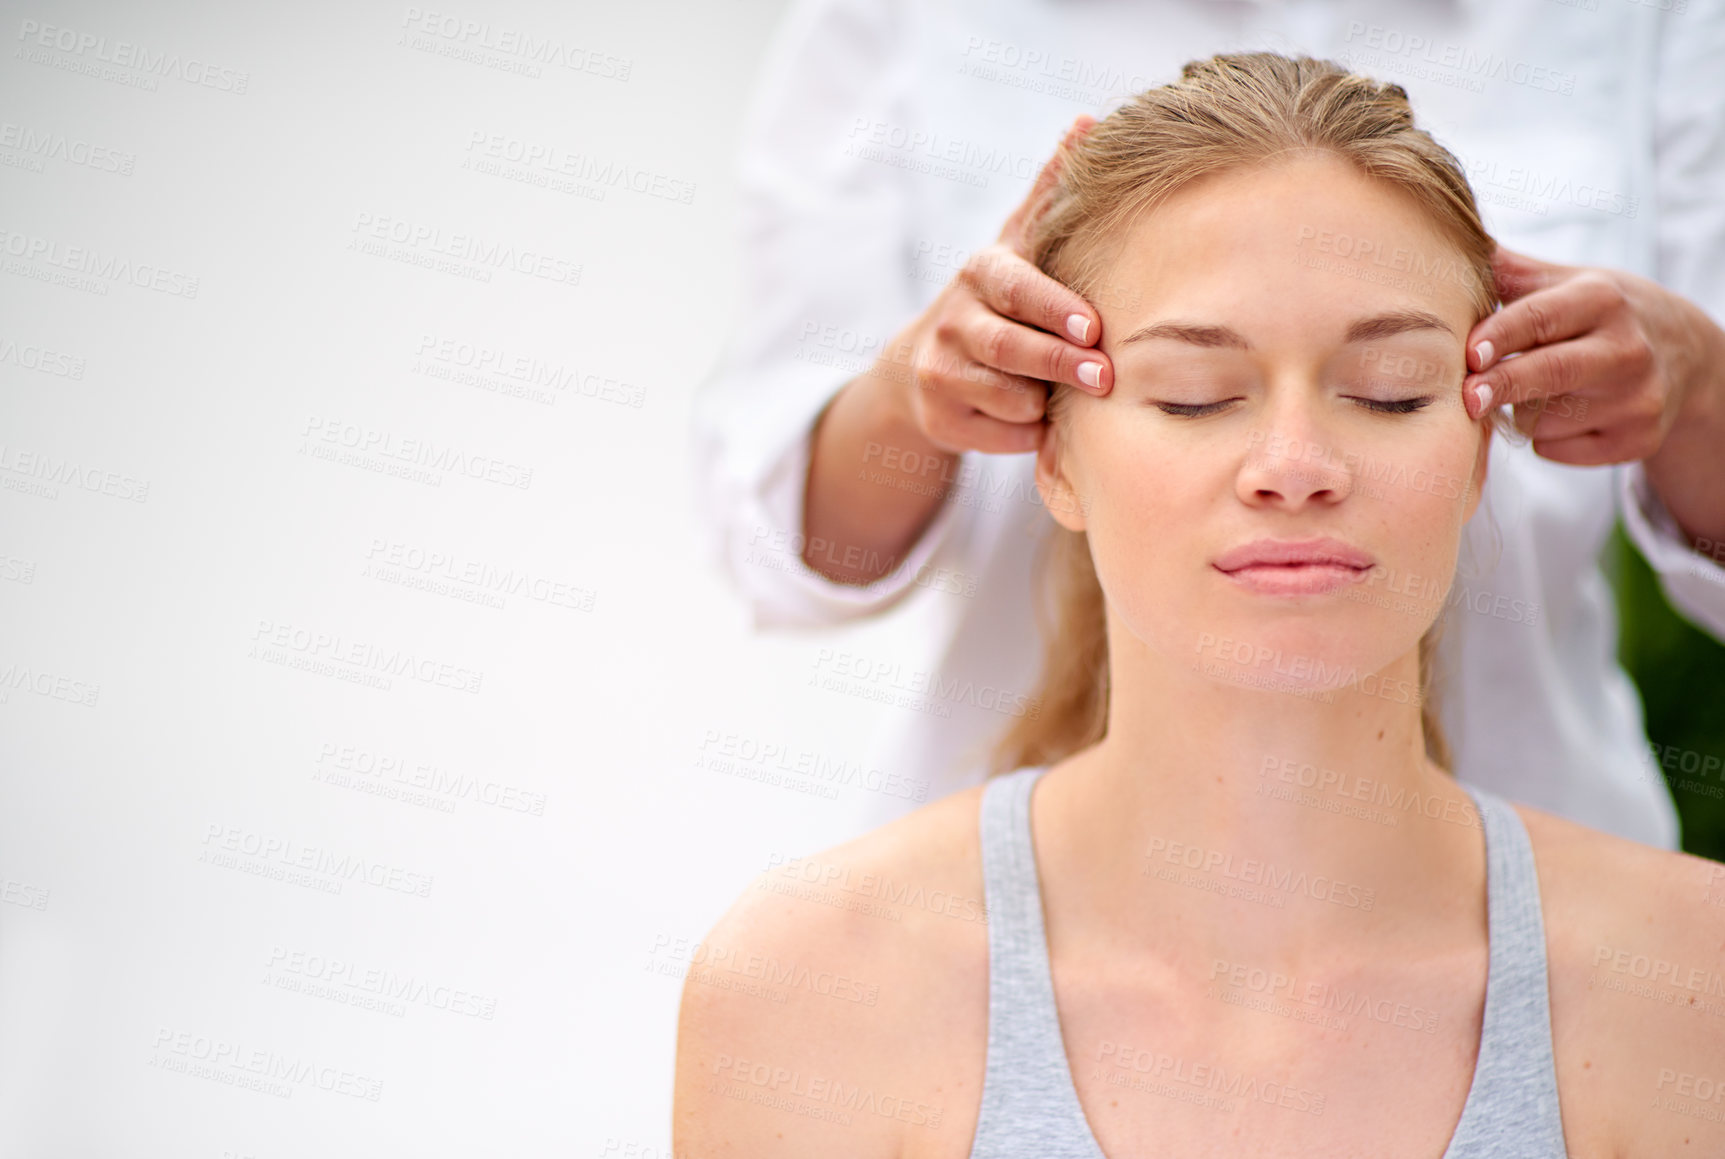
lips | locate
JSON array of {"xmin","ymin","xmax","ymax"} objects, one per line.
[
  {"xmin": 1213, "ymin": 536, "xmax": 1375, "ymax": 573},
  {"xmin": 1213, "ymin": 537, "xmax": 1375, "ymax": 596}
]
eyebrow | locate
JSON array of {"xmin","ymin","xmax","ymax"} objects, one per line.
[
  {"xmin": 1117, "ymin": 309, "xmax": 1455, "ymax": 350},
  {"xmin": 1118, "ymin": 320, "xmax": 1250, "ymax": 350},
  {"xmin": 1343, "ymin": 309, "xmax": 1455, "ymax": 344}
]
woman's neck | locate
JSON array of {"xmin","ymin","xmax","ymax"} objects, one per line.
[{"xmin": 1034, "ymin": 638, "xmax": 1487, "ymax": 977}]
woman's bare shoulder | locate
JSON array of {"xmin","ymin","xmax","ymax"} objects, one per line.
[
  {"xmin": 672, "ymin": 784, "xmax": 992, "ymax": 1156},
  {"xmin": 1514, "ymin": 803, "xmax": 1725, "ymax": 1156},
  {"xmin": 745, "ymin": 781, "xmax": 993, "ymax": 934},
  {"xmin": 1514, "ymin": 799, "xmax": 1724, "ymax": 945}
]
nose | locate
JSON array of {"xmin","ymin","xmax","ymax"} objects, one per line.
[{"xmin": 1235, "ymin": 393, "xmax": 1354, "ymax": 510}]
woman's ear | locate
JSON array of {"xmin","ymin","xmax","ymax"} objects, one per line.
[
  {"xmin": 1035, "ymin": 416, "xmax": 1089, "ymax": 532},
  {"xmin": 1462, "ymin": 409, "xmax": 1493, "ymax": 523}
]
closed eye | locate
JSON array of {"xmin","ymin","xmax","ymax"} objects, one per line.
[
  {"xmin": 1154, "ymin": 400, "xmax": 1239, "ymax": 417},
  {"xmin": 1352, "ymin": 396, "xmax": 1435, "ymax": 414},
  {"xmin": 1153, "ymin": 396, "xmax": 1435, "ymax": 417}
]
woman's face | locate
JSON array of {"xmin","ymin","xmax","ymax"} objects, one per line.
[{"xmin": 1037, "ymin": 151, "xmax": 1492, "ymax": 696}]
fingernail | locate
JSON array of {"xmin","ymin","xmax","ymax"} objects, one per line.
[
  {"xmin": 1077, "ymin": 361, "xmax": 1102, "ymax": 389},
  {"xmin": 1474, "ymin": 340, "xmax": 1495, "ymax": 371},
  {"xmin": 1473, "ymin": 382, "xmax": 1494, "ymax": 415},
  {"xmin": 1066, "ymin": 314, "xmax": 1091, "ymax": 343}
]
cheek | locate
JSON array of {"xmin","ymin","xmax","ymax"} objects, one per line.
[
  {"xmin": 1346, "ymin": 422, "xmax": 1480, "ymax": 616},
  {"xmin": 1361, "ymin": 421, "xmax": 1479, "ymax": 530},
  {"xmin": 1076, "ymin": 420, "xmax": 1216, "ymax": 535},
  {"xmin": 1072, "ymin": 424, "xmax": 1220, "ymax": 620}
]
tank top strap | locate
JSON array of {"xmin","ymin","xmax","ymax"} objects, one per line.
[
  {"xmin": 970, "ymin": 766, "xmax": 1108, "ymax": 1159},
  {"xmin": 1440, "ymin": 781, "xmax": 1568, "ymax": 1157},
  {"xmin": 967, "ymin": 770, "xmax": 1567, "ymax": 1158}
]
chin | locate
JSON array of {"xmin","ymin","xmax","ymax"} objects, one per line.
[{"xmin": 1180, "ymin": 613, "xmax": 1416, "ymax": 701}]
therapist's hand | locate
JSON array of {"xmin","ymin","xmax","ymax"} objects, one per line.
[
  {"xmin": 1461, "ymin": 245, "xmax": 1725, "ymax": 549},
  {"xmin": 1461, "ymin": 246, "xmax": 1719, "ymax": 464},
  {"xmin": 797, "ymin": 115, "xmax": 1115, "ymax": 584},
  {"xmin": 874, "ymin": 113, "xmax": 1113, "ymax": 456}
]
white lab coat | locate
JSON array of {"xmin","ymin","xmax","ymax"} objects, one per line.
[{"xmin": 693, "ymin": 0, "xmax": 1725, "ymax": 848}]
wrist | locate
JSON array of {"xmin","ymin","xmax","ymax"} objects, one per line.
[
  {"xmin": 860, "ymin": 334, "xmax": 959, "ymax": 465},
  {"xmin": 1653, "ymin": 304, "xmax": 1725, "ymax": 461},
  {"xmin": 1643, "ymin": 304, "xmax": 1725, "ymax": 548}
]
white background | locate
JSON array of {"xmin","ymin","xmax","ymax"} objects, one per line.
[{"xmin": 0, "ymin": 2, "xmax": 960, "ymax": 1154}]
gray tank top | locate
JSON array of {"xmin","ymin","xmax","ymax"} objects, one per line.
[{"xmin": 968, "ymin": 765, "xmax": 1567, "ymax": 1157}]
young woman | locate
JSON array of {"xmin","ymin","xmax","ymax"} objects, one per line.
[{"xmin": 673, "ymin": 54, "xmax": 1725, "ymax": 1157}]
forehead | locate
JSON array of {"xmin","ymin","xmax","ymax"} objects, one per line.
[{"xmin": 1100, "ymin": 153, "xmax": 1479, "ymax": 341}]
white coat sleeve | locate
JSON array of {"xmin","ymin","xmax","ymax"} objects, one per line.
[
  {"xmin": 689, "ymin": 0, "xmax": 971, "ymax": 631},
  {"xmin": 1616, "ymin": 0, "xmax": 1725, "ymax": 643},
  {"xmin": 1618, "ymin": 463, "xmax": 1725, "ymax": 640}
]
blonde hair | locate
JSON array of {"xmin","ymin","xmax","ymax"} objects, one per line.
[{"xmin": 988, "ymin": 52, "xmax": 1518, "ymax": 778}]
